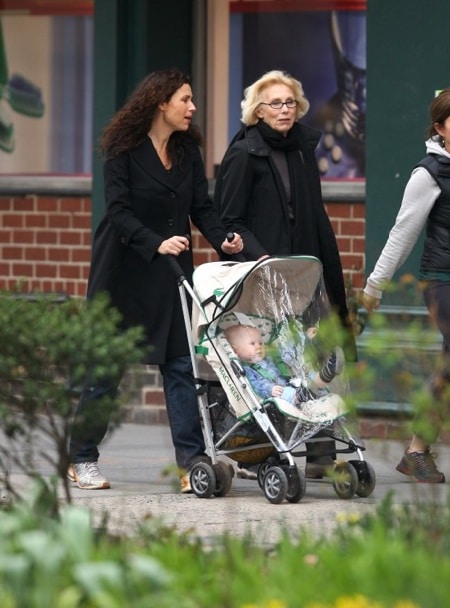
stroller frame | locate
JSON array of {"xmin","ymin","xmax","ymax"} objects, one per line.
[{"xmin": 172, "ymin": 255, "xmax": 375, "ymax": 504}]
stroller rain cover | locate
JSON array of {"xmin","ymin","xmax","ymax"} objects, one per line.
[{"xmin": 191, "ymin": 256, "xmax": 348, "ymax": 453}]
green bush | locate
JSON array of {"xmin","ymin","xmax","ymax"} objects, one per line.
[
  {"xmin": 0, "ymin": 491, "xmax": 448, "ymax": 607},
  {"xmin": 0, "ymin": 292, "xmax": 144, "ymax": 507}
]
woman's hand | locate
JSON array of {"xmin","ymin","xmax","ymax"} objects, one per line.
[
  {"xmin": 220, "ymin": 232, "xmax": 244, "ymax": 255},
  {"xmin": 158, "ymin": 235, "xmax": 190, "ymax": 256},
  {"xmin": 360, "ymin": 290, "xmax": 380, "ymax": 312}
]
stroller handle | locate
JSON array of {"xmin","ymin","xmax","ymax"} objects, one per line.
[
  {"xmin": 168, "ymin": 232, "xmax": 235, "ymax": 279},
  {"xmin": 167, "ymin": 255, "xmax": 186, "ymax": 280},
  {"xmin": 166, "ymin": 233, "xmax": 192, "ymax": 280}
]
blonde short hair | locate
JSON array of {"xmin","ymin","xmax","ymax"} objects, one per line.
[
  {"xmin": 240, "ymin": 70, "xmax": 310, "ymax": 126},
  {"xmin": 224, "ymin": 324, "xmax": 259, "ymax": 347}
]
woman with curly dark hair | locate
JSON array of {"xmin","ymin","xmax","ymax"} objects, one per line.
[{"xmin": 68, "ymin": 69, "xmax": 243, "ymax": 493}]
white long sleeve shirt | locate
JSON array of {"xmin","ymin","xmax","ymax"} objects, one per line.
[{"xmin": 364, "ymin": 138, "xmax": 450, "ymax": 300}]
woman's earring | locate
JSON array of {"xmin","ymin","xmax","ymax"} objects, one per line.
[{"xmin": 442, "ymin": 137, "xmax": 446, "ymax": 148}]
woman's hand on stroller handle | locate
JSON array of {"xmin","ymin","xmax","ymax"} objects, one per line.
[
  {"xmin": 158, "ymin": 235, "xmax": 191, "ymax": 279},
  {"xmin": 221, "ymin": 232, "xmax": 243, "ymax": 255},
  {"xmin": 158, "ymin": 235, "xmax": 190, "ymax": 256}
]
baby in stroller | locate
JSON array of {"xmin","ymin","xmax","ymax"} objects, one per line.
[
  {"xmin": 224, "ymin": 323, "xmax": 344, "ymax": 404},
  {"xmin": 223, "ymin": 319, "xmax": 345, "ymax": 479}
]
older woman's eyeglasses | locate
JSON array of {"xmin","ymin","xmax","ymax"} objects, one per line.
[{"xmin": 259, "ymin": 99, "xmax": 298, "ymax": 110}]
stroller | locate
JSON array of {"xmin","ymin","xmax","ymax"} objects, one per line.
[{"xmin": 173, "ymin": 255, "xmax": 375, "ymax": 504}]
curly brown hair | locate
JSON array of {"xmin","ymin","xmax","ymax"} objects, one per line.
[{"xmin": 98, "ymin": 68, "xmax": 202, "ymax": 164}]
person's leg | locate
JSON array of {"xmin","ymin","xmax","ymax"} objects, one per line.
[
  {"xmin": 305, "ymin": 435, "xmax": 336, "ymax": 478},
  {"xmin": 236, "ymin": 462, "xmax": 258, "ymax": 480},
  {"xmin": 159, "ymin": 355, "xmax": 207, "ymax": 472},
  {"xmin": 68, "ymin": 381, "xmax": 118, "ymax": 489},
  {"xmin": 304, "ymin": 351, "xmax": 343, "ymax": 478},
  {"xmin": 396, "ymin": 281, "xmax": 448, "ymax": 483}
]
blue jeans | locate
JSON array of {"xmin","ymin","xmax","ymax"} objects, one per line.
[
  {"xmin": 159, "ymin": 355, "xmax": 206, "ymax": 470},
  {"xmin": 69, "ymin": 355, "xmax": 205, "ymax": 470},
  {"xmin": 69, "ymin": 382, "xmax": 117, "ymax": 464}
]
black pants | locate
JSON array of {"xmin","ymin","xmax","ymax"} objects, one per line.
[
  {"xmin": 305, "ymin": 434, "xmax": 336, "ymax": 462},
  {"xmin": 69, "ymin": 355, "xmax": 205, "ymax": 470}
]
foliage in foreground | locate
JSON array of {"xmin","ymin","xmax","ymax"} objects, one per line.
[
  {"xmin": 0, "ymin": 490, "xmax": 449, "ymax": 608},
  {"xmin": 0, "ymin": 292, "xmax": 144, "ymax": 505}
]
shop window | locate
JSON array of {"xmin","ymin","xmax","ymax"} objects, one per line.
[
  {"xmin": 207, "ymin": 0, "xmax": 366, "ymax": 185},
  {"xmin": 0, "ymin": 1, "xmax": 93, "ymax": 175}
]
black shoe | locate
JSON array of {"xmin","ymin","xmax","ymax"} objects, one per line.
[
  {"xmin": 396, "ymin": 448, "xmax": 445, "ymax": 483},
  {"xmin": 295, "ymin": 385, "xmax": 316, "ymax": 402},
  {"xmin": 319, "ymin": 347, "xmax": 345, "ymax": 383}
]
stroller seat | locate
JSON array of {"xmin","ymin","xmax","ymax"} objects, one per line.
[{"xmin": 215, "ymin": 311, "xmax": 346, "ymax": 449}]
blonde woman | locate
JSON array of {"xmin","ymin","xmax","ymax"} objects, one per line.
[{"xmin": 215, "ymin": 70, "xmax": 356, "ymax": 478}]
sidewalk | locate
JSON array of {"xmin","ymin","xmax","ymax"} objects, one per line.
[{"xmin": 62, "ymin": 423, "xmax": 450, "ymax": 545}]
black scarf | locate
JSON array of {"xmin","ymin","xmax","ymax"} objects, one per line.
[{"xmin": 255, "ymin": 120, "xmax": 320, "ymax": 257}]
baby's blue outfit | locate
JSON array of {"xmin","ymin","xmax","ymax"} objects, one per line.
[{"xmin": 241, "ymin": 357, "xmax": 297, "ymax": 403}]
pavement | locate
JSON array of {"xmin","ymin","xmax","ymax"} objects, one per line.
[{"xmin": 5, "ymin": 422, "xmax": 449, "ymax": 546}]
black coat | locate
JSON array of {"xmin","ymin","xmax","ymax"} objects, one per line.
[
  {"xmin": 215, "ymin": 124, "xmax": 357, "ymax": 361},
  {"xmin": 87, "ymin": 137, "xmax": 227, "ymax": 364}
]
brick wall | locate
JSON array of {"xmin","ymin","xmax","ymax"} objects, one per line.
[
  {"xmin": 0, "ymin": 193, "xmax": 366, "ymax": 423},
  {"xmin": 328, "ymin": 201, "xmax": 366, "ymax": 290},
  {"xmin": 0, "ymin": 195, "xmax": 92, "ymax": 297}
]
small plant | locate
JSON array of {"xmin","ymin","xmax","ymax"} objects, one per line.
[
  {"xmin": 0, "ymin": 292, "xmax": 144, "ymax": 511},
  {"xmin": 0, "ymin": 493, "xmax": 449, "ymax": 606}
]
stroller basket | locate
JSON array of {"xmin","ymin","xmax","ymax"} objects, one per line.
[{"xmin": 207, "ymin": 383, "xmax": 274, "ymax": 464}]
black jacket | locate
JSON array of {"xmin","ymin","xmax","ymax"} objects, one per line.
[
  {"xmin": 87, "ymin": 138, "xmax": 227, "ymax": 364},
  {"xmin": 215, "ymin": 123, "xmax": 356, "ymax": 360}
]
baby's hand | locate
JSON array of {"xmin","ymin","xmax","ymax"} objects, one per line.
[{"xmin": 271, "ymin": 385, "xmax": 284, "ymax": 397}]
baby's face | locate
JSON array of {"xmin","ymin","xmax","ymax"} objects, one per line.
[{"xmin": 231, "ymin": 327, "xmax": 265, "ymax": 363}]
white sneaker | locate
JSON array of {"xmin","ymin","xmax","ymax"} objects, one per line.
[{"xmin": 68, "ymin": 462, "xmax": 110, "ymax": 490}]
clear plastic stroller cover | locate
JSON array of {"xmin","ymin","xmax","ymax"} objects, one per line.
[{"xmin": 192, "ymin": 256, "xmax": 360, "ymax": 460}]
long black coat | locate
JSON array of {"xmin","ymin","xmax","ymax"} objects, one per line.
[
  {"xmin": 87, "ymin": 137, "xmax": 227, "ymax": 364},
  {"xmin": 215, "ymin": 124, "xmax": 357, "ymax": 360}
]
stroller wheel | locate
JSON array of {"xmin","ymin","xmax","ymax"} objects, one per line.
[
  {"xmin": 213, "ymin": 461, "xmax": 234, "ymax": 497},
  {"xmin": 348, "ymin": 460, "xmax": 377, "ymax": 498},
  {"xmin": 257, "ymin": 462, "xmax": 271, "ymax": 489},
  {"xmin": 285, "ymin": 466, "xmax": 306, "ymax": 503},
  {"xmin": 190, "ymin": 462, "xmax": 216, "ymax": 498},
  {"xmin": 332, "ymin": 462, "xmax": 359, "ymax": 499},
  {"xmin": 257, "ymin": 457, "xmax": 279, "ymax": 489},
  {"xmin": 263, "ymin": 466, "xmax": 288, "ymax": 504}
]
